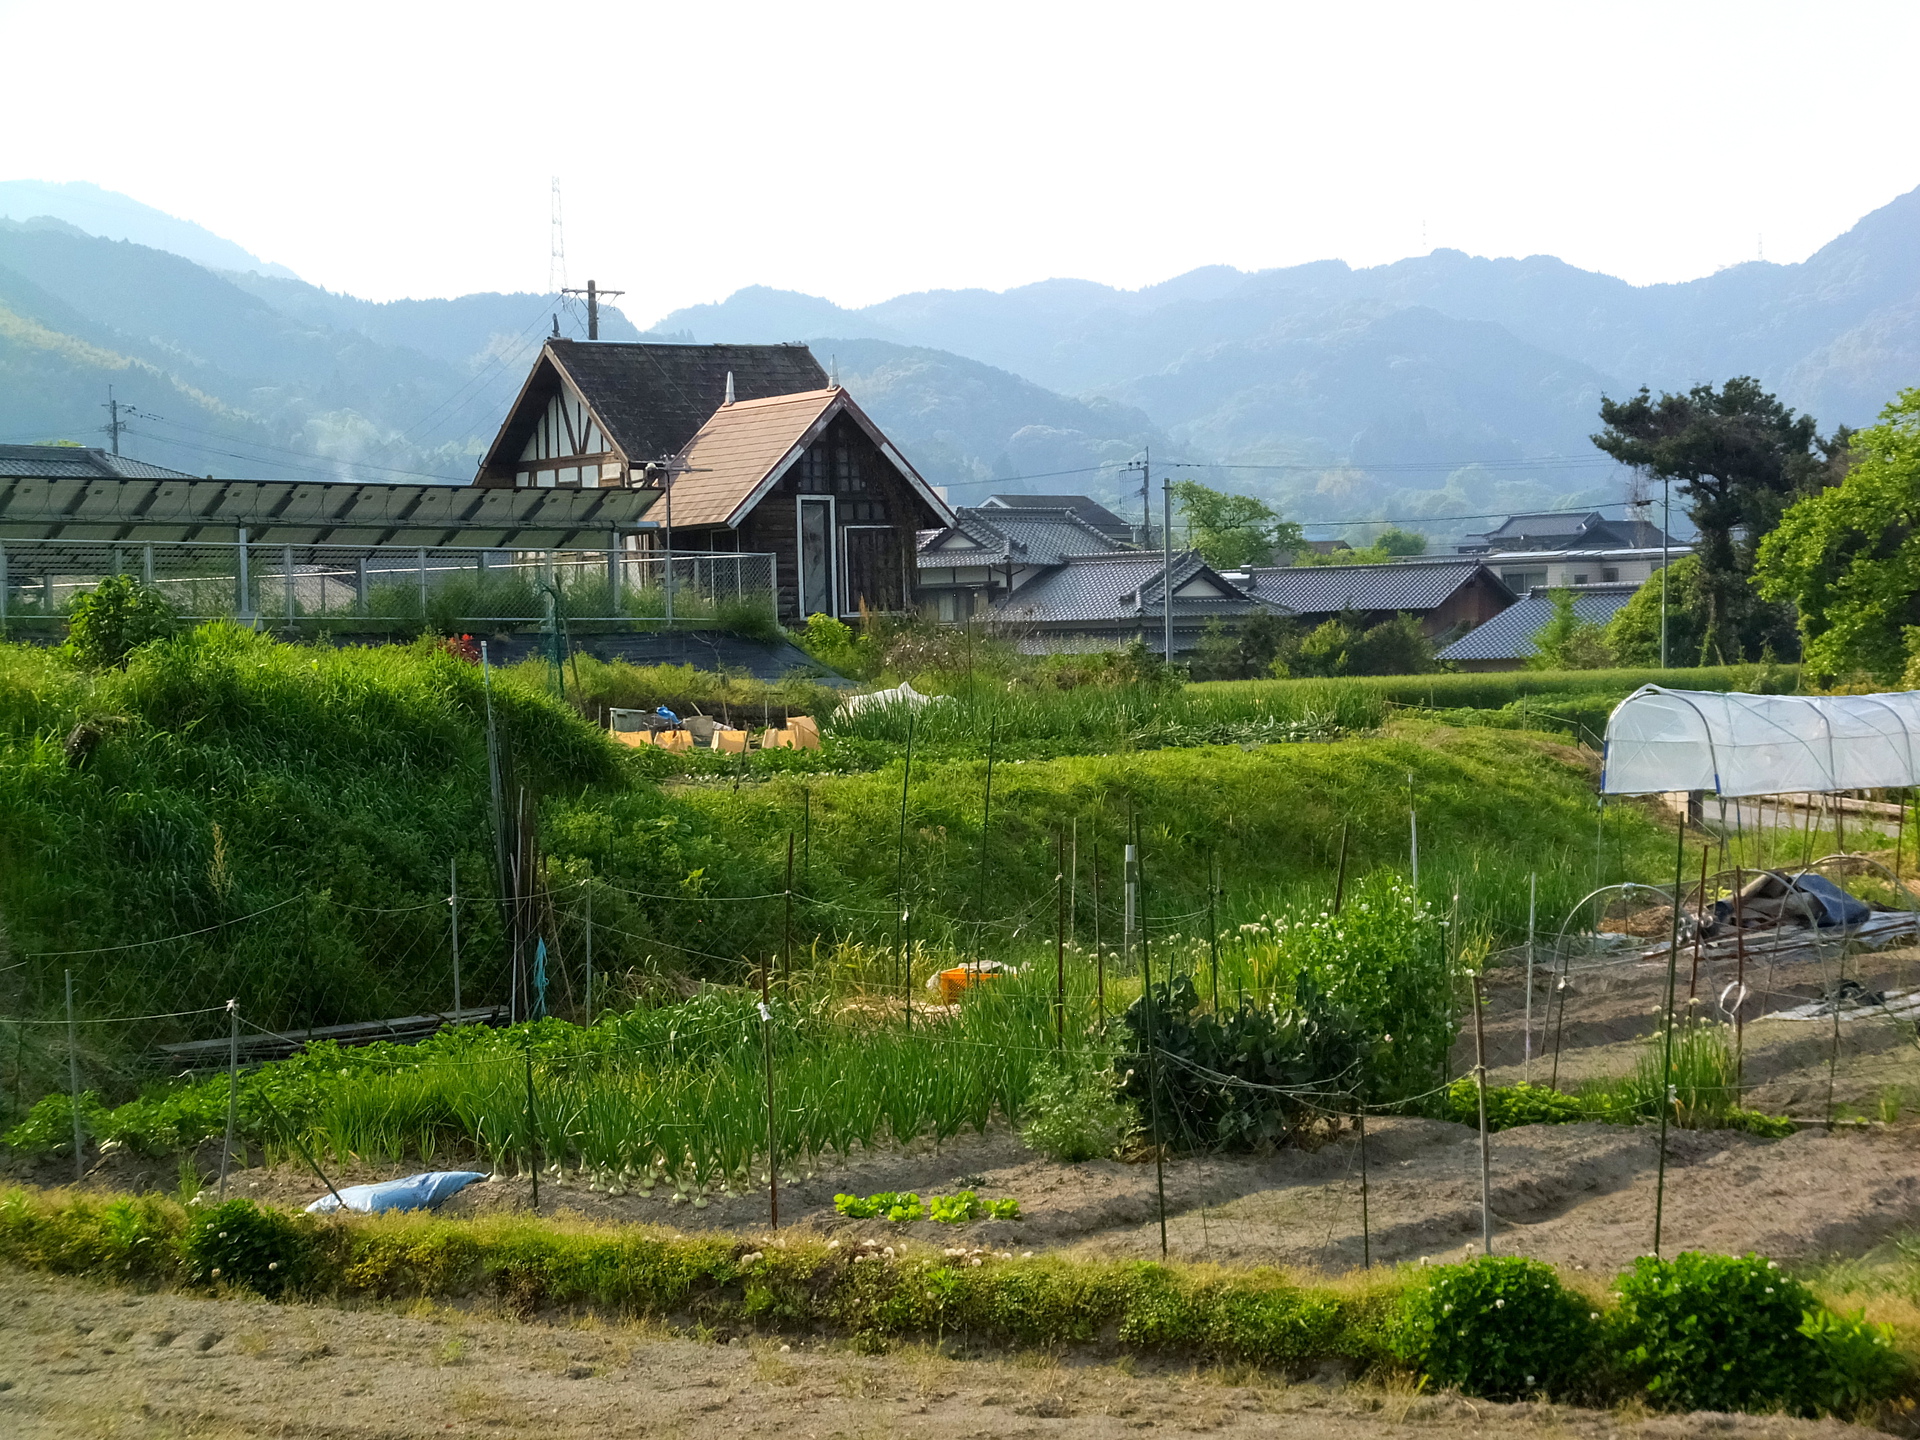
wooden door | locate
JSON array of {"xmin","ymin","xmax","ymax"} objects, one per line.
[{"xmin": 842, "ymin": 526, "xmax": 904, "ymax": 614}]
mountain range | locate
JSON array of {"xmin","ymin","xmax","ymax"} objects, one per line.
[{"xmin": 3, "ymin": 179, "xmax": 1917, "ymax": 542}]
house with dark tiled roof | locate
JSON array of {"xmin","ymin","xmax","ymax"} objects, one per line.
[
  {"xmin": 975, "ymin": 493, "xmax": 1135, "ymax": 544},
  {"xmin": 1436, "ymin": 582, "xmax": 1638, "ymax": 672},
  {"xmin": 916, "ymin": 501, "xmax": 1135, "ymax": 621},
  {"xmin": 1236, "ymin": 558, "xmax": 1514, "ymax": 638},
  {"xmin": 1454, "ymin": 510, "xmax": 1689, "ymax": 597},
  {"xmin": 986, "ymin": 550, "xmax": 1272, "ymax": 654},
  {"xmin": 474, "ymin": 339, "xmax": 952, "ymax": 619}
]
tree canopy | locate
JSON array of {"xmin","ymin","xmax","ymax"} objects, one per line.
[
  {"xmin": 1755, "ymin": 389, "xmax": 1920, "ymax": 685},
  {"xmin": 1169, "ymin": 480, "xmax": 1303, "ymax": 570},
  {"xmin": 1592, "ymin": 378, "xmax": 1828, "ymax": 663}
]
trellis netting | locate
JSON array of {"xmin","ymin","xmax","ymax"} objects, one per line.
[{"xmin": 1600, "ymin": 686, "xmax": 1920, "ymax": 797}]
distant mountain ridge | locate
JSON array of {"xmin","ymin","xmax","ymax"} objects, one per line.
[
  {"xmin": 658, "ymin": 184, "xmax": 1920, "ymax": 462},
  {"xmin": 4, "ymin": 179, "xmax": 1917, "ymax": 543}
]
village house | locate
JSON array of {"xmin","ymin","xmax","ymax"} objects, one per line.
[{"xmin": 473, "ymin": 340, "xmax": 952, "ymax": 621}]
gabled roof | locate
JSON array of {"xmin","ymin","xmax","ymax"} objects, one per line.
[
  {"xmin": 1458, "ymin": 511, "xmax": 1676, "ymax": 553},
  {"xmin": 1437, "ymin": 584, "xmax": 1639, "ymax": 662},
  {"xmin": 978, "ymin": 493, "xmax": 1133, "ymax": 540},
  {"xmin": 1242, "ymin": 559, "xmax": 1512, "ymax": 614},
  {"xmin": 988, "ymin": 550, "xmax": 1268, "ymax": 626},
  {"xmin": 476, "ymin": 340, "xmax": 829, "ymax": 481},
  {"xmin": 0, "ymin": 444, "xmax": 198, "ymax": 481},
  {"xmin": 918, "ymin": 506, "xmax": 1125, "ymax": 568},
  {"xmin": 668, "ymin": 388, "xmax": 954, "ymax": 530}
]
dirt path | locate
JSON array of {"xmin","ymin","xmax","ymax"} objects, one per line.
[{"xmin": 0, "ymin": 1270, "xmax": 1871, "ymax": 1440}]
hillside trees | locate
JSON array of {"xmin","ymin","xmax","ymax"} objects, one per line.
[
  {"xmin": 1170, "ymin": 480, "xmax": 1303, "ymax": 570},
  {"xmin": 1755, "ymin": 390, "xmax": 1920, "ymax": 685},
  {"xmin": 1592, "ymin": 378, "xmax": 1832, "ymax": 663}
]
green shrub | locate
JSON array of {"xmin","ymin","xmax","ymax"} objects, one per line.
[
  {"xmin": 182, "ymin": 1198, "xmax": 322, "ymax": 1298},
  {"xmin": 1020, "ymin": 1055, "xmax": 1135, "ymax": 1161},
  {"xmin": 1610, "ymin": 1251, "xmax": 1903, "ymax": 1416},
  {"xmin": 64, "ymin": 575, "xmax": 179, "ymax": 669},
  {"xmin": 1394, "ymin": 1256, "xmax": 1601, "ymax": 1400}
]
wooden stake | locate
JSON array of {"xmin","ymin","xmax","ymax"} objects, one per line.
[
  {"xmin": 219, "ymin": 999, "xmax": 239, "ymax": 1200},
  {"xmin": 524, "ymin": 1037, "xmax": 540, "ymax": 1214},
  {"xmin": 65, "ymin": 970, "xmax": 83, "ymax": 1183},
  {"xmin": 1054, "ymin": 829, "xmax": 1066, "ymax": 1046},
  {"xmin": 783, "ymin": 833, "xmax": 795, "ymax": 996},
  {"xmin": 1092, "ymin": 837, "xmax": 1104, "ymax": 1026}
]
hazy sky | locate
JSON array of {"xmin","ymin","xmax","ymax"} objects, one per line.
[{"xmin": 4, "ymin": 0, "xmax": 1916, "ymax": 322}]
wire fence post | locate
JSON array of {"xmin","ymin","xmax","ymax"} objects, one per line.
[
  {"xmin": 1524, "ymin": 871, "xmax": 1537, "ymax": 1083},
  {"xmin": 783, "ymin": 832, "xmax": 795, "ymax": 996},
  {"xmin": 449, "ymin": 859, "xmax": 462, "ymax": 1019},
  {"xmin": 582, "ymin": 882, "xmax": 592, "ymax": 1025},
  {"xmin": 219, "ymin": 999, "xmax": 239, "ymax": 1200},
  {"xmin": 1092, "ymin": 837, "xmax": 1104, "ymax": 1027},
  {"xmin": 1059, "ymin": 833, "xmax": 1075, "ymax": 1052},
  {"xmin": 1358, "ymin": 1100, "xmax": 1371, "ymax": 1269},
  {"xmin": 1472, "ymin": 970, "xmax": 1493, "ymax": 1255},
  {"xmin": 761, "ymin": 966, "xmax": 778, "ymax": 1229},
  {"xmin": 1333, "ymin": 821, "xmax": 1350, "ymax": 914},
  {"xmin": 524, "ymin": 1036, "xmax": 540, "ymax": 1214},
  {"xmin": 64, "ymin": 969, "xmax": 83, "ymax": 1183},
  {"xmin": 1653, "ymin": 813, "xmax": 1686, "ymax": 1258},
  {"xmin": 893, "ymin": 712, "xmax": 916, "ymax": 1026},
  {"xmin": 1133, "ymin": 822, "xmax": 1168, "ymax": 1259},
  {"xmin": 1207, "ymin": 849, "xmax": 1219, "ymax": 1012},
  {"xmin": 1408, "ymin": 774, "xmax": 1419, "ymax": 894}
]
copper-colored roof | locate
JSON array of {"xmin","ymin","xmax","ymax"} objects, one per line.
[{"xmin": 666, "ymin": 389, "xmax": 842, "ymax": 528}]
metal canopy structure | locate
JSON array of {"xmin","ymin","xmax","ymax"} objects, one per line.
[
  {"xmin": 0, "ymin": 473, "xmax": 659, "ymax": 548},
  {"xmin": 1600, "ymin": 685, "xmax": 1920, "ymax": 797}
]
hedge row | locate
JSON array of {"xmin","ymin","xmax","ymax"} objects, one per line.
[{"xmin": 0, "ymin": 1188, "xmax": 1902, "ymax": 1418}]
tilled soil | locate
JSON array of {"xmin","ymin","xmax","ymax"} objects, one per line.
[
  {"xmin": 12, "ymin": 939, "xmax": 1920, "ymax": 1281},
  {"xmin": 0, "ymin": 1269, "xmax": 1874, "ymax": 1440}
]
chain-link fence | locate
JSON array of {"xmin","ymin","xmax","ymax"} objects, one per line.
[{"xmin": 0, "ymin": 539, "xmax": 776, "ymax": 633}]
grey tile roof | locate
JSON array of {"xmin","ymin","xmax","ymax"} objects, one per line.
[
  {"xmin": 918, "ymin": 507, "xmax": 1124, "ymax": 568},
  {"xmin": 1437, "ymin": 584, "xmax": 1638, "ymax": 661},
  {"xmin": 987, "ymin": 550, "xmax": 1265, "ymax": 626},
  {"xmin": 1460, "ymin": 512, "xmax": 1677, "ymax": 553},
  {"xmin": 1242, "ymin": 559, "xmax": 1510, "ymax": 614},
  {"xmin": 979, "ymin": 493, "xmax": 1133, "ymax": 539},
  {"xmin": 0, "ymin": 445, "xmax": 198, "ymax": 480}
]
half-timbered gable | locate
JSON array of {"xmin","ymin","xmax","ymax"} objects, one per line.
[{"xmin": 473, "ymin": 340, "xmax": 951, "ymax": 621}]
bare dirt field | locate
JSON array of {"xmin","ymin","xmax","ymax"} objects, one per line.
[{"xmin": 0, "ymin": 1268, "xmax": 1875, "ymax": 1440}]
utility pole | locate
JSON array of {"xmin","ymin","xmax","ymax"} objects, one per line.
[
  {"xmin": 1659, "ymin": 475, "xmax": 1671, "ymax": 669},
  {"xmin": 562, "ymin": 280, "xmax": 624, "ymax": 341},
  {"xmin": 101, "ymin": 386, "xmax": 126, "ymax": 456},
  {"xmin": 1162, "ymin": 475, "xmax": 1174, "ymax": 664}
]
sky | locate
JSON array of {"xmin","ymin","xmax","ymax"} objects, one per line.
[{"xmin": 3, "ymin": 0, "xmax": 1917, "ymax": 322}]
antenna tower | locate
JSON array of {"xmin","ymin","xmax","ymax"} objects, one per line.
[{"xmin": 549, "ymin": 178, "xmax": 568, "ymax": 296}]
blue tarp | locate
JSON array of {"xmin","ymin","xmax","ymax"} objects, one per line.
[
  {"xmin": 1791, "ymin": 873, "xmax": 1873, "ymax": 927},
  {"xmin": 305, "ymin": 1170, "xmax": 488, "ymax": 1215}
]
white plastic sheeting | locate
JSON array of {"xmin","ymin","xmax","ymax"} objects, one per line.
[{"xmin": 1600, "ymin": 686, "xmax": 1920, "ymax": 797}]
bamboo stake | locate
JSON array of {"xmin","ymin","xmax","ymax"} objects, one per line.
[
  {"xmin": 524, "ymin": 1036, "xmax": 540, "ymax": 1214},
  {"xmin": 783, "ymin": 833, "xmax": 795, "ymax": 997},
  {"xmin": 1733, "ymin": 864, "xmax": 1747, "ymax": 1097},
  {"xmin": 894, "ymin": 713, "xmax": 916, "ymax": 1021}
]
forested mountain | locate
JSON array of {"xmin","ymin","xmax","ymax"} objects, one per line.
[{"xmin": 3, "ymin": 180, "xmax": 1916, "ymax": 538}]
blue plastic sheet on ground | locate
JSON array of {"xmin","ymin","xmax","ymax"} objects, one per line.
[
  {"xmin": 1791, "ymin": 872, "xmax": 1873, "ymax": 927},
  {"xmin": 305, "ymin": 1170, "xmax": 488, "ymax": 1215}
]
